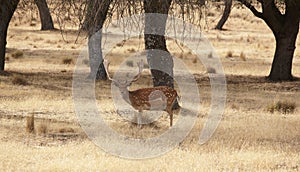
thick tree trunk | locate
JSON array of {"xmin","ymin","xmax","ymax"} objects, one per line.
[
  {"xmin": 215, "ymin": 0, "xmax": 232, "ymax": 30},
  {"xmin": 34, "ymin": 0, "xmax": 55, "ymax": 30},
  {"xmin": 237, "ymin": 0, "xmax": 300, "ymax": 81},
  {"xmin": 268, "ymin": 24, "xmax": 299, "ymax": 81},
  {"xmin": 0, "ymin": 0, "xmax": 20, "ymax": 71},
  {"xmin": 265, "ymin": 1, "xmax": 300, "ymax": 81},
  {"xmin": 87, "ymin": 0, "xmax": 112, "ymax": 80},
  {"xmin": 144, "ymin": 0, "xmax": 174, "ymax": 88}
]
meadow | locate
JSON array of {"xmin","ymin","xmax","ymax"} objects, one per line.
[{"xmin": 0, "ymin": 3, "xmax": 299, "ymax": 171}]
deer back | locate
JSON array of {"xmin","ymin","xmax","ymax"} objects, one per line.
[{"xmin": 128, "ymin": 86, "xmax": 178, "ymax": 111}]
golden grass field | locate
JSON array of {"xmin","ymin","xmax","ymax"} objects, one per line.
[{"xmin": 0, "ymin": 3, "xmax": 300, "ymax": 171}]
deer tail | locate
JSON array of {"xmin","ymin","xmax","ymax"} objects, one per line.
[{"xmin": 177, "ymin": 95, "xmax": 182, "ymax": 107}]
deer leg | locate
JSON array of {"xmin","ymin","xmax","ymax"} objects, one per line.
[
  {"xmin": 167, "ymin": 109, "xmax": 173, "ymax": 127},
  {"xmin": 137, "ymin": 110, "xmax": 142, "ymax": 128},
  {"xmin": 170, "ymin": 113, "xmax": 173, "ymax": 126}
]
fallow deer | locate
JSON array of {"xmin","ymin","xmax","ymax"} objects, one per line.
[{"xmin": 103, "ymin": 59, "xmax": 179, "ymax": 127}]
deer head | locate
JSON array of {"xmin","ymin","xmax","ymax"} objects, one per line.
[{"xmin": 103, "ymin": 59, "xmax": 144, "ymax": 94}]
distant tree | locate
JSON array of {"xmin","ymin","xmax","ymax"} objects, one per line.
[
  {"xmin": 0, "ymin": 0, "xmax": 20, "ymax": 71},
  {"xmin": 237, "ymin": 0, "xmax": 300, "ymax": 81},
  {"xmin": 215, "ymin": 0, "xmax": 232, "ymax": 30},
  {"xmin": 34, "ymin": 0, "xmax": 55, "ymax": 30}
]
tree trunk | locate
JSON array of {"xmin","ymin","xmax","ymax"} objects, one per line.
[
  {"xmin": 144, "ymin": 0, "xmax": 174, "ymax": 88},
  {"xmin": 215, "ymin": 0, "xmax": 232, "ymax": 30},
  {"xmin": 268, "ymin": 24, "xmax": 299, "ymax": 81},
  {"xmin": 34, "ymin": 0, "xmax": 55, "ymax": 30},
  {"xmin": 237, "ymin": 0, "xmax": 300, "ymax": 81},
  {"xmin": 0, "ymin": 0, "xmax": 20, "ymax": 71},
  {"xmin": 87, "ymin": 0, "xmax": 112, "ymax": 80},
  {"xmin": 265, "ymin": 1, "xmax": 300, "ymax": 81},
  {"xmin": 81, "ymin": 0, "xmax": 93, "ymax": 31}
]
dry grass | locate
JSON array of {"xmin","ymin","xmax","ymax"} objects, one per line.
[
  {"xmin": 58, "ymin": 127, "xmax": 75, "ymax": 133},
  {"xmin": 127, "ymin": 48, "xmax": 136, "ymax": 53},
  {"xmin": 12, "ymin": 76, "xmax": 28, "ymax": 85},
  {"xmin": 267, "ymin": 101, "xmax": 296, "ymax": 114},
  {"xmin": 11, "ymin": 50, "xmax": 24, "ymax": 59},
  {"xmin": 1, "ymin": 4, "xmax": 299, "ymax": 171},
  {"xmin": 192, "ymin": 57, "xmax": 198, "ymax": 63},
  {"xmin": 206, "ymin": 67, "xmax": 216, "ymax": 74},
  {"xmin": 62, "ymin": 57, "xmax": 73, "ymax": 64},
  {"xmin": 226, "ymin": 51, "xmax": 233, "ymax": 58},
  {"xmin": 37, "ymin": 121, "xmax": 49, "ymax": 134},
  {"xmin": 126, "ymin": 60, "xmax": 134, "ymax": 67},
  {"xmin": 240, "ymin": 51, "xmax": 246, "ymax": 61},
  {"xmin": 26, "ymin": 114, "xmax": 35, "ymax": 133}
]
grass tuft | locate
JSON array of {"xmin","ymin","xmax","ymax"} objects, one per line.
[
  {"xmin": 226, "ymin": 51, "xmax": 233, "ymax": 58},
  {"xmin": 207, "ymin": 67, "xmax": 216, "ymax": 74},
  {"xmin": 82, "ymin": 59, "xmax": 89, "ymax": 66},
  {"xmin": 127, "ymin": 48, "xmax": 136, "ymax": 53},
  {"xmin": 12, "ymin": 50, "xmax": 24, "ymax": 59},
  {"xmin": 208, "ymin": 52, "xmax": 213, "ymax": 58},
  {"xmin": 12, "ymin": 76, "xmax": 28, "ymax": 85},
  {"xmin": 240, "ymin": 52, "xmax": 246, "ymax": 61},
  {"xmin": 267, "ymin": 101, "xmax": 296, "ymax": 114},
  {"xmin": 126, "ymin": 60, "xmax": 134, "ymax": 67},
  {"xmin": 59, "ymin": 127, "xmax": 75, "ymax": 133},
  {"xmin": 26, "ymin": 114, "xmax": 35, "ymax": 133},
  {"xmin": 38, "ymin": 121, "xmax": 49, "ymax": 134},
  {"xmin": 192, "ymin": 57, "xmax": 197, "ymax": 64},
  {"xmin": 62, "ymin": 57, "xmax": 73, "ymax": 64}
]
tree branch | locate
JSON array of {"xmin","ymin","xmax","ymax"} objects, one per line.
[{"xmin": 237, "ymin": 0, "xmax": 264, "ymax": 19}]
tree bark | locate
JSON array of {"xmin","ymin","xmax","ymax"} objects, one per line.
[
  {"xmin": 0, "ymin": 0, "xmax": 20, "ymax": 71},
  {"xmin": 144, "ymin": 0, "xmax": 174, "ymax": 88},
  {"xmin": 215, "ymin": 0, "xmax": 232, "ymax": 30},
  {"xmin": 34, "ymin": 0, "xmax": 55, "ymax": 30},
  {"xmin": 87, "ymin": 0, "xmax": 112, "ymax": 80},
  {"xmin": 268, "ymin": 21, "xmax": 299, "ymax": 81}
]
